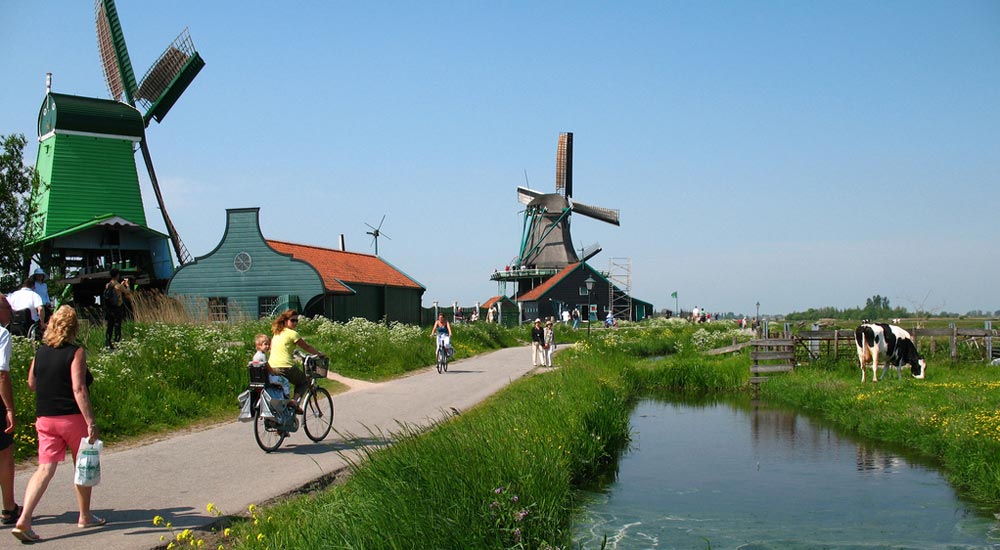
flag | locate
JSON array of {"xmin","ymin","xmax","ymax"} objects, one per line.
[{"xmin": 670, "ymin": 291, "xmax": 677, "ymax": 299}]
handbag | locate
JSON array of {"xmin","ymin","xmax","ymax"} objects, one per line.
[{"xmin": 74, "ymin": 438, "xmax": 103, "ymax": 487}]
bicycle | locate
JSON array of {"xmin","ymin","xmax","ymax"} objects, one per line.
[
  {"xmin": 436, "ymin": 335, "xmax": 449, "ymax": 374},
  {"xmin": 247, "ymin": 351, "xmax": 335, "ymax": 452}
]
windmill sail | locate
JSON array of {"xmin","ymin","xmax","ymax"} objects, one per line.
[
  {"xmin": 135, "ymin": 30, "xmax": 205, "ymax": 125},
  {"xmin": 569, "ymin": 199, "xmax": 620, "ymax": 226},
  {"xmin": 95, "ymin": 0, "xmax": 137, "ymax": 104},
  {"xmin": 555, "ymin": 132, "xmax": 573, "ymax": 198}
]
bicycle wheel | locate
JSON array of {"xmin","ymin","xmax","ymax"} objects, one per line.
[
  {"xmin": 443, "ymin": 350, "xmax": 448, "ymax": 372},
  {"xmin": 254, "ymin": 407, "xmax": 285, "ymax": 452},
  {"xmin": 27, "ymin": 323, "xmax": 41, "ymax": 341},
  {"xmin": 303, "ymin": 387, "xmax": 334, "ymax": 442},
  {"xmin": 436, "ymin": 348, "xmax": 444, "ymax": 374}
]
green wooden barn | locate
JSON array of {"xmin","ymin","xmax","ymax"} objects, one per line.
[
  {"xmin": 28, "ymin": 92, "xmax": 175, "ymax": 306},
  {"xmin": 167, "ymin": 208, "xmax": 426, "ymax": 323}
]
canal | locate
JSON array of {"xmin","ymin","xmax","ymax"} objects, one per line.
[{"xmin": 573, "ymin": 397, "xmax": 1000, "ymax": 549}]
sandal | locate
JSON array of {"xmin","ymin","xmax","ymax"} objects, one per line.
[
  {"xmin": 1, "ymin": 504, "xmax": 22, "ymax": 525},
  {"xmin": 77, "ymin": 515, "xmax": 107, "ymax": 529},
  {"xmin": 11, "ymin": 527, "xmax": 41, "ymax": 543}
]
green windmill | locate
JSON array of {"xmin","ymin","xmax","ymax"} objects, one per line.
[{"xmin": 27, "ymin": 0, "xmax": 205, "ymax": 304}]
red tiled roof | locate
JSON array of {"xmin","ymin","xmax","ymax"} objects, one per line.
[
  {"xmin": 517, "ymin": 263, "xmax": 580, "ymax": 302},
  {"xmin": 267, "ymin": 240, "xmax": 424, "ymax": 294}
]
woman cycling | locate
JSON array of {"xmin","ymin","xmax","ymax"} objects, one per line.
[
  {"xmin": 430, "ymin": 313, "xmax": 453, "ymax": 357},
  {"xmin": 269, "ymin": 310, "xmax": 324, "ymax": 413}
]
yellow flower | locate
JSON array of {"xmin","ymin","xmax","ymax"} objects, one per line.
[
  {"xmin": 257, "ymin": 533, "xmax": 266, "ymax": 542},
  {"xmin": 153, "ymin": 515, "xmax": 165, "ymax": 526},
  {"xmin": 206, "ymin": 503, "xmax": 217, "ymax": 514},
  {"xmin": 223, "ymin": 528, "xmax": 231, "ymax": 537}
]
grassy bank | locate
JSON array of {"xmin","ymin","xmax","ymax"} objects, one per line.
[{"xmin": 5, "ymin": 317, "xmax": 527, "ymax": 462}]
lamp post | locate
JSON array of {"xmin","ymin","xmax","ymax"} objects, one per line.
[
  {"xmin": 433, "ymin": 301, "xmax": 439, "ymax": 320},
  {"xmin": 755, "ymin": 301, "xmax": 760, "ymax": 331},
  {"xmin": 584, "ymin": 274, "xmax": 596, "ymax": 338}
]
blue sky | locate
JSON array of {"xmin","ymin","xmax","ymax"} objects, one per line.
[{"xmin": 2, "ymin": 1, "xmax": 998, "ymax": 315}]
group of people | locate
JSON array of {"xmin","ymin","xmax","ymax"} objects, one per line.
[
  {"xmin": 559, "ymin": 307, "xmax": 582, "ymax": 329},
  {"xmin": 530, "ymin": 318, "xmax": 557, "ymax": 367}
]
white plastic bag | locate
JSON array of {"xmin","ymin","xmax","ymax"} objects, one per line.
[
  {"xmin": 237, "ymin": 390, "xmax": 254, "ymax": 422},
  {"xmin": 74, "ymin": 438, "xmax": 102, "ymax": 487}
]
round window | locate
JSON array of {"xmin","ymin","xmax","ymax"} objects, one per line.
[{"xmin": 234, "ymin": 252, "xmax": 252, "ymax": 273}]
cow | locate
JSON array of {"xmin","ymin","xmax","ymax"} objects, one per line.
[{"xmin": 854, "ymin": 323, "xmax": 926, "ymax": 382}]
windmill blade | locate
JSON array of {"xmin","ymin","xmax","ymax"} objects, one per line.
[
  {"xmin": 135, "ymin": 29, "xmax": 205, "ymax": 125},
  {"xmin": 95, "ymin": 0, "xmax": 138, "ymax": 104},
  {"xmin": 555, "ymin": 132, "xmax": 573, "ymax": 197},
  {"xmin": 570, "ymin": 198, "xmax": 620, "ymax": 226},
  {"xmin": 517, "ymin": 186, "xmax": 544, "ymax": 206}
]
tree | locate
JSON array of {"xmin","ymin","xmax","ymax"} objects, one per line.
[{"xmin": 0, "ymin": 133, "xmax": 40, "ymax": 289}]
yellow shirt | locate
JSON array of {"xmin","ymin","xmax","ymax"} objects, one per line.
[{"xmin": 269, "ymin": 329, "xmax": 300, "ymax": 369}]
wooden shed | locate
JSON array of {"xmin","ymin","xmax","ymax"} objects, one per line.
[{"xmin": 167, "ymin": 208, "xmax": 425, "ymax": 323}]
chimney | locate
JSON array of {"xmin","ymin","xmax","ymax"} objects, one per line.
[{"xmin": 339, "ymin": 234, "xmax": 346, "ymax": 251}]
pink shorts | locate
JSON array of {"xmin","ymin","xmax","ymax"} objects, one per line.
[{"xmin": 36, "ymin": 414, "xmax": 88, "ymax": 464}]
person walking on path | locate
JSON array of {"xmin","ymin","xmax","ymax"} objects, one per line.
[
  {"xmin": 103, "ymin": 269, "xmax": 127, "ymax": 349},
  {"xmin": 571, "ymin": 307, "xmax": 580, "ymax": 330},
  {"xmin": 0, "ymin": 324, "xmax": 21, "ymax": 527},
  {"xmin": 531, "ymin": 319, "xmax": 545, "ymax": 366},
  {"xmin": 543, "ymin": 320, "xmax": 556, "ymax": 367},
  {"xmin": 14, "ymin": 305, "xmax": 104, "ymax": 543}
]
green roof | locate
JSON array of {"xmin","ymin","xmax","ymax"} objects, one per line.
[{"xmin": 38, "ymin": 93, "xmax": 144, "ymax": 139}]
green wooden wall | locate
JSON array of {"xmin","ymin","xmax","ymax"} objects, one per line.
[
  {"xmin": 168, "ymin": 208, "xmax": 324, "ymax": 319},
  {"xmin": 32, "ymin": 133, "xmax": 148, "ymax": 242}
]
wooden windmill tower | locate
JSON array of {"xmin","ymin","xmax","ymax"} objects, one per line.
[
  {"xmin": 491, "ymin": 132, "xmax": 620, "ymax": 297},
  {"xmin": 26, "ymin": 0, "xmax": 205, "ymax": 303}
]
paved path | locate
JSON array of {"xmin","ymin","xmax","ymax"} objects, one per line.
[{"xmin": 8, "ymin": 346, "xmax": 535, "ymax": 549}]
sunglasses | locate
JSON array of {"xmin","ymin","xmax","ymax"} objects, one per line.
[{"xmin": 289, "ymin": 318, "xmax": 300, "ymax": 323}]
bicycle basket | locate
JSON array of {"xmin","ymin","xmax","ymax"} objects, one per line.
[
  {"xmin": 248, "ymin": 362, "xmax": 269, "ymax": 386},
  {"xmin": 305, "ymin": 355, "xmax": 329, "ymax": 378}
]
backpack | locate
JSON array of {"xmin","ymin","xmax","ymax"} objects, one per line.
[{"xmin": 103, "ymin": 283, "xmax": 121, "ymax": 309}]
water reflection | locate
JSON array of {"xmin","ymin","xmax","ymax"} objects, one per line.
[{"xmin": 573, "ymin": 397, "xmax": 1000, "ymax": 549}]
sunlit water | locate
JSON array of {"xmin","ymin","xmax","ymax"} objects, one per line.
[{"xmin": 573, "ymin": 398, "xmax": 1000, "ymax": 549}]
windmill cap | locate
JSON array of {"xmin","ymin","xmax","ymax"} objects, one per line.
[{"xmin": 33, "ymin": 268, "xmax": 46, "ymax": 278}]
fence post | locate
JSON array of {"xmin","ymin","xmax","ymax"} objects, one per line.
[
  {"xmin": 986, "ymin": 320, "xmax": 993, "ymax": 364},
  {"xmin": 950, "ymin": 323, "xmax": 957, "ymax": 362}
]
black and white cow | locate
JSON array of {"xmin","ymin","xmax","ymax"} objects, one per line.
[{"xmin": 854, "ymin": 323, "xmax": 926, "ymax": 382}]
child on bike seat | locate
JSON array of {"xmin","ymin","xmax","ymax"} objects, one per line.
[{"xmin": 253, "ymin": 333, "xmax": 290, "ymax": 399}]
